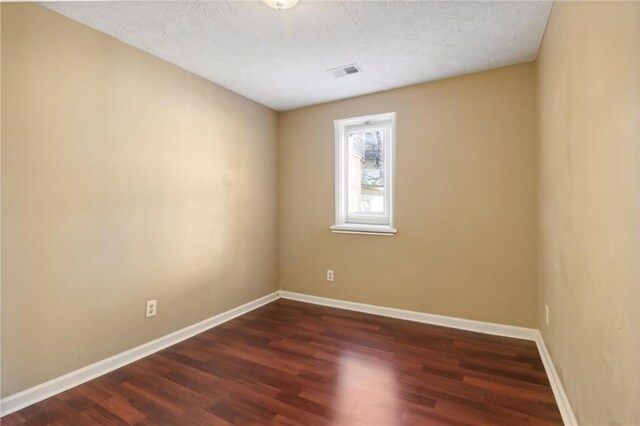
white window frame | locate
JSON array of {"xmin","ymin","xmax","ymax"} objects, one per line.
[{"xmin": 330, "ymin": 112, "xmax": 397, "ymax": 236}]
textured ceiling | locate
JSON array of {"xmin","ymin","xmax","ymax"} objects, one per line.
[{"xmin": 42, "ymin": 1, "xmax": 553, "ymax": 111}]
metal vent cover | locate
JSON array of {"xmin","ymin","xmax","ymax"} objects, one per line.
[{"xmin": 327, "ymin": 64, "xmax": 362, "ymax": 79}]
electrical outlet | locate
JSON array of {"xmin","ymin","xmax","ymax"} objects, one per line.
[
  {"xmin": 146, "ymin": 300, "xmax": 157, "ymax": 318},
  {"xmin": 545, "ymin": 305, "xmax": 550, "ymax": 326},
  {"xmin": 327, "ymin": 270, "xmax": 334, "ymax": 282}
]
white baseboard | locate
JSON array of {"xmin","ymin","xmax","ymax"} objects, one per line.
[
  {"xmin": 1, "ymin": 289, "xmax": 576, "ymax": 426},
  {"xmin": 533, "ymin": 332, "xmax": 578, "ymax": 426},
  {"xmin": 0, "ymin": 291, "xmax": 279, "ymax": 417},
  {"xmin": 279, "ymin": 290, "xmax": 577, "ymax": 426},
  {"xmin": 279, "ymin": 291, "xmax": 539, "ymax": 340}
]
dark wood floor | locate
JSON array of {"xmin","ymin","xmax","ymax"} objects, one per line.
[{"xmin": 3, "ymin": 299, "xmax": 562, "ymax": 425}]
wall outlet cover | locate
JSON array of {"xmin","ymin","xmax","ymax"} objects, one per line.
[{"xmin": 146, "ymin": 300, "xmax": 157, "ymax": 318}]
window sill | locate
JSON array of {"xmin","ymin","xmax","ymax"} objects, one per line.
[{"xmin": 330, "ymin": 224, "xmax": 397, "ymax": 236}]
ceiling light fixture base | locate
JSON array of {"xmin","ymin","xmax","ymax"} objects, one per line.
[{"xmin": 263, "ymin": 0, "xmax": 299, "ymax": 10}]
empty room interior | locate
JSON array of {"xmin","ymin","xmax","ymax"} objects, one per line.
[{"xmin": 1, "ymin": 1, "xmax": 639, "ymax": 425}]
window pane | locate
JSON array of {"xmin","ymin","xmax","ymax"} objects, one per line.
[{"xmin": 347, "ymin": 129, "xmax": 385, "ymax": 215}]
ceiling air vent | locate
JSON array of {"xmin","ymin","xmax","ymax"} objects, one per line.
[{"xmin": 327, "ymin": 64, "xmax": 362, "ymax": 79}]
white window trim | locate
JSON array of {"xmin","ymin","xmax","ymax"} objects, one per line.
[{"xmin": 330, "ymin": 112, "xmax": 397, "ymax": 236}]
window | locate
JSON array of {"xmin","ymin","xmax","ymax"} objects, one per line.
[{"xmin": 331, "ymin": 112, "xmax": 396, "ymax": 235}]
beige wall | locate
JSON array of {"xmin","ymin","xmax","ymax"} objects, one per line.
[
  {"xmin": 1, "ymin": 4, "xmax": 278, "ymax": 397},
  {"xmin": 278, "ymin": 63, "xmax": 538, "ymax": 328},
  {"xmin": 537, "ymin": 2, "xmax": 640, "ymax": 424},
  {"xmin": 0, "ymin": 2, "xmax": 3, "ymax": 399}
]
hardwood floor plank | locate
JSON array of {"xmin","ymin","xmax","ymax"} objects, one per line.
[{"xmin": 3, "ymin": 299, "xmax": 562, "ymax": 425}]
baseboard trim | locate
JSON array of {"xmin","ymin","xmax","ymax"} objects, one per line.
[
  {"xmin": 279, "ymin": 290, "xmax": 577, "ymax": 425},
  {"xmin": 279, "ymin": 290, "xmax": 538, "ymax": 340},
  {"xmin": 533, "ymin": 331, "xmax": 578, "ymax": 425},
  {"xmin": 0, "ymin": 291, "xmax": 279, "ymax": 417},
  {"xmin": 1, "ymin": 289, "xmax": 576, "ymax": 425}
]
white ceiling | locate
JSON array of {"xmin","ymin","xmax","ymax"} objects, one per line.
[{"xmin": 42, "ymin": 1, "xmax": 553, "ymax": 111}]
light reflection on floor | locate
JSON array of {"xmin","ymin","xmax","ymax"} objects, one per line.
[{"xmin": 335, "ymin": 352, "xmax": 402, "ymax": 424}]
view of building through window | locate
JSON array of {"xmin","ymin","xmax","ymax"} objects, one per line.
[{"xmin": 347, "ymin": 129, "xmax": 385, "ymax": 214}]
